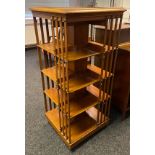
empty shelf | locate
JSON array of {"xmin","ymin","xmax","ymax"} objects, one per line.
[
  {"xmin": 67, "ymin": 69, "xmax": 100, "ymax": 92},
  {"xmin": 37, "ymin": 41, "xmax": 72, "ymax": 55},
  {"xmin": 44, "ymin": 88, "xmax": 99, "ymax": 118},
  {"xmin": 45, "ymin": 109, "xmax": 109, "ymax": 148},
  {"xmin": 42, "ymin": 66, "xmax": 72, "ymax": 82},
  {"xmin": 38, "ymin": 42, "xmax": 106, "ymax": 61},
  {"xmin": 44, "ymin": 88, "xmax": 59, "ymax": 104},
  {"xmin": 42, "ymin": 64, "xmax": 112, "ymax": 83},
  {"xmin": 64, "ymin": 48, "xmax": 103, "ymax": 61},
  {"xmin": 42, "ymin": 66, "xmax": 57, "ymax": 82}
]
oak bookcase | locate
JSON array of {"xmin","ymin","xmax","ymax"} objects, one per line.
[{"xmin": 31, "ymin": 7, "xmax": 125, "ymax": 149}]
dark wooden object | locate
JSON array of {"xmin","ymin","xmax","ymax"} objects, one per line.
[
  {"xmin": 95, "ymin": 23, "xmax": 130, "ymax": 44},
  {"xmin": 112, "ymin": 42, "xmax": 130, "ymax": 120},
  {"xmin": 94, "ymin": 24, "xmax": 130, "ymax": 120}
]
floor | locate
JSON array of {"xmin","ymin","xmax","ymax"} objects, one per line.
[{"xmin": 25, "ymin": 49, "xmax": 130, "ymax": 155}]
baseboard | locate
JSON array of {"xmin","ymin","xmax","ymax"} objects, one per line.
[{"xmin": 25, "ymin": 44, "xmax": 36, "ymax": 50}]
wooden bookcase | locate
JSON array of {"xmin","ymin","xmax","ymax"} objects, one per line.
[{"xmin": 31, "ymin": 7, "xmax": 125, "ymax": 149}]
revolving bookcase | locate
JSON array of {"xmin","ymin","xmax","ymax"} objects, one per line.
[{"xmin": 31, "ymin": 7, "xmax": 125, "ymax": 149}]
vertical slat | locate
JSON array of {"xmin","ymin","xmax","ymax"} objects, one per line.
[
  {"xmin": 104, "ymin": 17, "xmax": 113, "ymax": 121},
  {"xmin": 33, "ymin": 17, "xmax": 39, "ymax": 44},
  {"xmin": 97, "ymin": 53, "xmax": 104, "ymax": 124},
  {"xmin": 59, "ymin": 17, "xmax": 68, "ymax": 139},
  {"xmin": 39, "ymin": 18, "xmax": 48, "ymax": 68},
  {"xmin": 97, "ymin": 20, "xmax": 108, "ymax": 124},
  {"xmin": 66, "ymin": 61, "xmax": 70, "ymax": 142},
  {"xmin": 39, "ymin": 18, "xmax": 45, "ymax": 43},
  {"xmin": 45, "ymin": 19, "xmax": 53, "ymax": 70},
  {"xmin": 101, "ymin": 17, "xmax": 113, "ymax": 123},
  {"xmin": 50, "ymin": 18, "xmax": 56, "ymax": 109},
  {"xmin": 45, "ymin": 19, "xmax": 50, "ymax": 42},
  {"xmin": 55, "ymin": 16, "xmax": 65, "ymax": 135},
  {"xmin": 105, "ymin": 17, "xmax": 118, "ymax": 118},
  {"xmin": 38, "ymin": 47, "xmax": 48, "ymax": 112},
  {"xmin": 45, "ymin": 18, "xmax": 54, "ymax": 100},
  {"xmin": 64, "ymin": 19, "xmax": 71, "ymax": 143},
  {"xmin": 103, "ymin": 17, "xmax": 113, "ymax": 122},
  {"xmin": 101, "ymin": 20, "xmax": 108, "ymax": 123},
  {"xmin": 51, "ymin": 16, "xmax": 62, "ymax": 130},
  {"xmin": 90, "ymin": 24, "xmax": 93, "ymax": 41},
  {"xmin": 67, "ymin": 91, "xmax": 71, "ymax": 143},
  {"xmin": 33, "ymin": 17, "xmax": 48, "ymax": 112},
  {"xmin": 107, "ymin": 16, "xmax": 123, "ymax": 117},
  {"xmin": 45, "ymin": 19, "xmax": 51, "ymax": 69},
  {"xmin": 64, "ymin": 19, "xmax": 68, "ymax": 68},
  {"xmin": 39, "ymin": 18, "xmax": 52, "ymax": 110},
  {"xmin": 109, "ymin": 18, "xmax": 118, "ymax": 75},
  {"xmin": 59, "ymin": 17, "xmax": 65, "ymax": 137},
  {"xmin": 99, "ymin": 19, "xmax": 109, "ymax": 124},
  {"xmin": 45, "ymin": 18, "xmax": 53, "ymax": 109}
]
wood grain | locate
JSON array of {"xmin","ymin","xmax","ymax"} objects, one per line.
[
  {"xmin": 45, "ymin": 108, "xmax": 109, "ymax": 148},
  {"xmin": 31, "ymin": 7, "xmax": 126, "ymax": 14},
  {"xmin": 32, "ymin": 6, "xmax": 125, "ymax": 149}
]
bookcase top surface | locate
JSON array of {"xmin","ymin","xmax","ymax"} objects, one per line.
[{"xmin": 30, "ymin": 7, "xmax": 126, "ymax": 14}]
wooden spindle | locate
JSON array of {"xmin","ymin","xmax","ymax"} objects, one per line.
[
  {"xmin": 97, "ymin": 53, "xmax": 104, "ymax": 124},
  {"xmin": 104, "ymin": 18, "xmax": 118, "ymax": 117},
  {"xmin": 33, "ymin": 17, "xmax": 39, "ymax": 44},
  {"xmin": 45, "ymin": 19, "xmax": 50, "ymax": 42},
  {"xmin": 45, "ymin": 19, "xmax": 54, "ymax": 91},
  {"xmin": 64, "ymin": 19, "xmax": 71, "ymax": 143},
  {"xmin": 59, "ymin": 17, "xmax": 68, "ymax": 139},
  {"xmin": 100, "ymin": 19, "xmax": 108, "ymax": 123},
  {"xmin": 39, "ymin": 18, "xmax": 52, "ymax": 110},
  {"xmin": 33, "ymin": 17, "xmax": 48, "ymax": 112},
  {"xmin": 102, "ymin": 19, "xmax": 112, "ymax": 120},
  {"xmin": 55, "ymin": 16, "xmax": 65, "ymax": 135},
  {"xmin": 107, "ymin": 16, "xmax": 123, "ymax": 117},
  {"xmin": 97, "ymin": 19, "xmax": 109, "ymax": 124},
  {"xmin": 101, "ymin": 17, "xmax": 113, "ymax": 123},
  {"xmin": 51, "ymin": 16, "xmax": 62, "ymax": 129}
]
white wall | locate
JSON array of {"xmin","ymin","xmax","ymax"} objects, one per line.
[
  {"xmin": 96, "ymin": 0, "xmax": 130, "ymax": 23},
  {"xmin": 122, "ymin": 0, "xmax": 130, "ymax": 23},
  {"xmin": 26, "ymin": 0, "xmax": 69, "ymax": 13},
  {"xmin": 25, "ymin": 19, "xmax": 36, "ymax": 46}
]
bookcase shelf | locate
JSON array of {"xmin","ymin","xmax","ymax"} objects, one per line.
[
  {"xmin": 42, "ymin": 64, "xmax": 113, "ymax": 84},
  {"xmin": 31, "ymin": 7, "xmax": 125, "ymax": 149},
  {"xmin": 44, "ymin": 86, "xmax": 110, "ymax": 119},
  {"xmin": 38, "ymin": 42, "xmax": 115, "ymax": 61},
  {"xmin": 66, "ymin": 69, "xmax": 100, "ymax": 93},
  {"xmin": 37, "ymin": 41, "xmax": 73, "ymax": 55},
  {"xmin": 45, "ymin": 88, "xmax": 98, "ymax": 118},
  {"xmin": 45, "ymin": 108, "xmax": 109, "ymax": 148},
  {"xmin": 42, "ymin": 66, "xmax": 73, "ymax": 82},
  {"xmin": 38, "ymin": 45, "xmax": 106, "ymax": 61}
]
